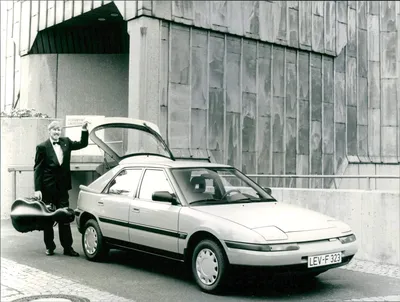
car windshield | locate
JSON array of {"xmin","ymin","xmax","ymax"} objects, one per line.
[{"xmin": 171, "ymin": 167, "xmax": 275, "ymax": 205}]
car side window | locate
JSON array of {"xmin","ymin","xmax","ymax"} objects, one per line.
[
  {"xmin": 108, "ymin": 169, "xmax": 142, "ymax": 196},
  {"xmin": 139, "ymin": 169, "xmax": 173, "ymax": 201}
]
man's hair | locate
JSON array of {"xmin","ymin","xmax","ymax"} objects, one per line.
[{"xmin": 48, "ymin": 121, "xmax": 61, "ymax": 130}]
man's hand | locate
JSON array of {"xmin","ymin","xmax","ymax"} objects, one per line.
[
  {"xmin": 82, "ymin": 121, "xmax": 88, "ymax": 130},
  {"xmin": 34, "ymin": 191, "xmax": 42, "ymax": 200},
  {"xmin": 82, "ymin": 120, "xmax": 90, "ymax": 131}
]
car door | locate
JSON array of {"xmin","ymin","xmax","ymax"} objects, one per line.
[
  {"xmin": 98, "ymin": 168, "xmax": 143, "ymax": 242},
  {"xmin": 128, "ymin": 169, "xmax": 181, "ymax": 255}
]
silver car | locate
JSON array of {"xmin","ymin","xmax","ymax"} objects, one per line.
[{"xmin": 75, "ymin": 117, "xmax": 358, "ymax": 294}]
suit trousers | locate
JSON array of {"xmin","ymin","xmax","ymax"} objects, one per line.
[{"xmin": 42, "ymin": 189, "xmax": 73, "ymax": 250}]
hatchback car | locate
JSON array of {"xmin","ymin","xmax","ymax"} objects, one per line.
[{"xmin": 75, "ymin": 117, "xmax": 358, "ymax": 294}]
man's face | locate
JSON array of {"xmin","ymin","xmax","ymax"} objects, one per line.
[{"xmin": 49, "ymin": 124, "xmax": 61, "ymax": 141}]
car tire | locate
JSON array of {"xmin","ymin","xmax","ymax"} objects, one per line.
[
  {"xmin": 82, "ymin": 219, "xmax": 109, "ymax": 262},
  {"xmin": 191, "ymin": 239, "xmax": 229, "ymax": 294}
]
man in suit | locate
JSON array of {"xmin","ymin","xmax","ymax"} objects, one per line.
[{"xmin": 34, "ymin": 120, "xmax": 89, "ymax": 256}]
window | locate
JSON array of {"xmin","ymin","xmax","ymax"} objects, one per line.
[
  {"xmin": 171, "ymin": 167, "xmax": 273, "ymax": 204},
  {"xmin": 108, "ymin": 169, "xmax": 142, "ymax": 196},
  {"xmin": 139, "ymin": 169, "xmax": 173, "ymax": 200}
]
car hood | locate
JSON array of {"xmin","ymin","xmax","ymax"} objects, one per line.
[{"xmin": 193, "ymin": 202, "xmax": 335, "ymax": 232}]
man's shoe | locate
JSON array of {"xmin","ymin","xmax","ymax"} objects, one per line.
[
  {"xmin": 63, "ymin": 248, "xmax": 79, "ymax": 257},
  {"xmin": 46, "ymin": 249, "xmax": 54, "ymax": 256}
]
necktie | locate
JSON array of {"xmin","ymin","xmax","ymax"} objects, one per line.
[{"xmin": 53, "ymin": 141, "xmax": 60, "ymax": 145}]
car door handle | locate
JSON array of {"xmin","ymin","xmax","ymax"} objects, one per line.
[
  {"xmin": 132, "ymin": 208, "xmax": 140, "ymax": 213},
  {"xmin": 98, "ymin": 201, "xmax": 104, "ymax": 206}
]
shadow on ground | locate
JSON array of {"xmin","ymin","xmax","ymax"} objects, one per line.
[{"xmin": 104, "ymin": 249, "xmax": 339, "ymax": 300}]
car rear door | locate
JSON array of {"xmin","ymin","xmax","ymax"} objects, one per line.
[
  {"xmin": 98, "ymin": 168, "xmax": 143, "ymax": 242},
  {"xmin": 128, "ymin": 169, "xmax": 182, "ymax": 256}
]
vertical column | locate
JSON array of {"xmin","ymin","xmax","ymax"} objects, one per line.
[
  {"xmin": 226, "ymin": 37, "xmax": 241, "ymax": 169},
  {"xmin": 190, "ymin": 29, "xmax": 208, "ymax": 158},
  {"xmin": 297, "ymin": 51, "xmax": 310, "ymax": 188},
  {"xmin": 346, "ymin": 2, "xmax": 358, "ymax": 163},
  {"xmin": 310, "ymin": 53, "xmax": 323, "ymax": 188},
  {"xmin": 272, "ymin": 46, "xmax": 285, "ymax": 187},
  {"xmin": 127, "ymin": 16, "xmax": 161, "ymax": 124},
  {"xmin": 397, "ymin": 2, "xmax": 400, "ymax": 164},
  {"xmin": 380, "ymin": 1, "xmax": 398, "ymax": 164},
  {"xmin": 356, "ymin": 1, "xmax": 369, "ymax": 163},
  {"xmin": 322, "ymin": 57, "xmax": 335, "ymax": 188},
  {"xmin": 256, "ymin": 43, "xmax": 272, "ymax": 187},
  {"xmin": 368, "ymin": 1, "xmax": 381, "ymax": 163},
  {"xmin": 208, "ymin": 32, "xmax": 225, "ymax": 163},
  {"xmin": 241, "ymin": 40, "xmax": 257, "ymax": 174},
  {"xmin": 334, "ymin": 0, "xmax": 348, "ymax": 177},
  {"xmin": 285, "ymin": 49, "xmax": 297, "ymax": 187},
  {"xmin": 168, "ymin": 24, "xmax": 190, "ymax": 156}
]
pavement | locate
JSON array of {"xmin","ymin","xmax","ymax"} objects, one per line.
[
  {"xmin": 1, "ymin": 257, "xmax": 134, "ymax": 302},
  {"xmin": 2, "ymin": 255, "xmax": 400, "ymax": 302}
]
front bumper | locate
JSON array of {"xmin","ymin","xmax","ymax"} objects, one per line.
[{"xmin": 224, "ymin": 238, "xmax": 358, "ymax": 269}]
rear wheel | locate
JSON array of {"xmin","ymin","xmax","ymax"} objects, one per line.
[
  {"xmin": 82, "ymin": 219, "xmax": 109, "ymax": 261},
  {"xmin": 191, "ymin": 239, "xmax": 229, "ymax": 294}
]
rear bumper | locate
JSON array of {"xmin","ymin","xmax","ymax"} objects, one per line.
[
  {"xmin": 74, "ymin": 209, "xmax": 82, "ymax": 232},
  {"xmin": 224, "ymin": 238, "xmax": 358, "ymax": 270}
]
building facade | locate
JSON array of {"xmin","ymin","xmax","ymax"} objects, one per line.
[{"xmin": 1, "ymin": 1, "xmax": 399, "ymax": 189}]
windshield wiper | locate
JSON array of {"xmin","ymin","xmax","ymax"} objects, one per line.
[
  {"xmin": 232, "ymin": 197, "xmax": 276, "ymax": 203},
  {"xmin": 189, "ymin": 199, "xmax": 225, "ymax": 206}
]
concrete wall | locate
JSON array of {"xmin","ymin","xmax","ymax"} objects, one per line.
[
  {"xmin": 131, "ymin": 14, "xmax": 399, "ymax": 190},
  {"xmin": 0, "ymin": 118, "xmax": 60, "ymax": 219},
  {"xmin": 338, "ymin": 163, "xmax": 400, "ymax": 191},
  {"xmin": 271, "ymin": 188, "xmax": 400, "ymax": 266},
  {"xmin": 19, "ymin": 54, "xmax": 129, "ymax": 119}
]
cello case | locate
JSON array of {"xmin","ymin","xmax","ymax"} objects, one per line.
[{"xmin": 10, "ymin": 197, "xmax": 75, "ymax": 233}]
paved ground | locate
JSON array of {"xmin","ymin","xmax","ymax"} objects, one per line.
[
  {"xmin": 1, "ymin": 219, "xmax": 400, "ymax": 302},
  {"xmin": 1, "ymin": 257, "xmax": 134, "ymax": 302},
  {"xmin": 2, "ymin": 256, "xmax": 400, "ymax": 302}
]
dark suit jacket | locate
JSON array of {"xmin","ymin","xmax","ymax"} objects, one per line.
[{"xmin": 34, "ymin": 130, "xmax": 89, "ymax": 194}]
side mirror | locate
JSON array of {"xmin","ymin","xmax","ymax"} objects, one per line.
[
  {"xmin": 152, "ymin": 191, "xmax": 177, "ymax": 204},
  {"xmin": 263, "ymin": 187, "xmax": 272, "ymax": 195}
]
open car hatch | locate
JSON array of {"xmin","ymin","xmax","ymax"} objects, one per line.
[{"xmin": 89, "ymin": 117, "xmax": 175, "ymax": 165}]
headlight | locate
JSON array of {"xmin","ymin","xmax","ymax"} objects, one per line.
[
  {"xmin": 225, "ymin": 241, "xmax": 299, "ymax": 252},
  {"xmin": 338, "ymin": 234, "xmax": 356, "ymax": 244},
  {"xmin": 328, "ymin": 220, "xmax": 352, "ymax": 233},
  {"xmin": 253, "ymin": 226, "xmax": 288, "ymax": 241}
]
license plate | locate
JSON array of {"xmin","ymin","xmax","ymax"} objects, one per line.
[{"xmin": 308, "ymin": 252, "xmax": 342, "ymax": 268}]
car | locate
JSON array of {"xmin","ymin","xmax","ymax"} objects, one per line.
[{"xmin": 75, "ymin": 117, "xmax": 358, "ymax": 294}]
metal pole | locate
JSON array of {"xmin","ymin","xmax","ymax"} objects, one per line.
[{"xmin": 12, "ymin": 171, "xmax": 16, "ymax": 202}]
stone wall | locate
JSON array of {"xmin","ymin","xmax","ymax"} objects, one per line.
[
  {"xmin": 147, "ymin": 2, "xmax": 399, "ymax": 188},
  {"xmin": 127, "ymin": 1, "xmax": 399, "ymax": 189}
]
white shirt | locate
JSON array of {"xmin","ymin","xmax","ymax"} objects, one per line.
[{"xmin": 50, "ymin": 139, "xmax": 63, "ymax": 165}]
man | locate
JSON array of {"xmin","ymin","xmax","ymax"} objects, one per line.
[{"xmin": 34, "ymin": 120, "xmax": 89, "ymax": 256}]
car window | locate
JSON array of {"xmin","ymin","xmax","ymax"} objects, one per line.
[
  {"xmin": 139, "ymin": 169, "xmax": 173, "ymax": 200},
  {"xmin": 171, "ymin": 167, "xmax": 274, "ymax": 205},
  {"xmin": 108, "ymin": 169, "xmax": 142, "ymax": 196}
]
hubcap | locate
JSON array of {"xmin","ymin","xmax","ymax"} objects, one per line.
[
  {"xmin": 84, "ymin": 226, "xmax": 98, "ymax": 255},
  {"xmin": 195, "ymin": 248, "xmax": 219, "ymax": 286}
]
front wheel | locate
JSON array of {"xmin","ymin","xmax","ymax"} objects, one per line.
[
  {"xmin": 82, "ymin": 219, "xmax": 109, "ymax": 261},
  {"xmin": 191, "ymin": 239, "xmax": 229, "ymax": 294}
]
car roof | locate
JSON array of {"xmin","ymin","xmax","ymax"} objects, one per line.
[{"xmin": 118, "ymin": 155, "xmax": 232, "ymax": 169}]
